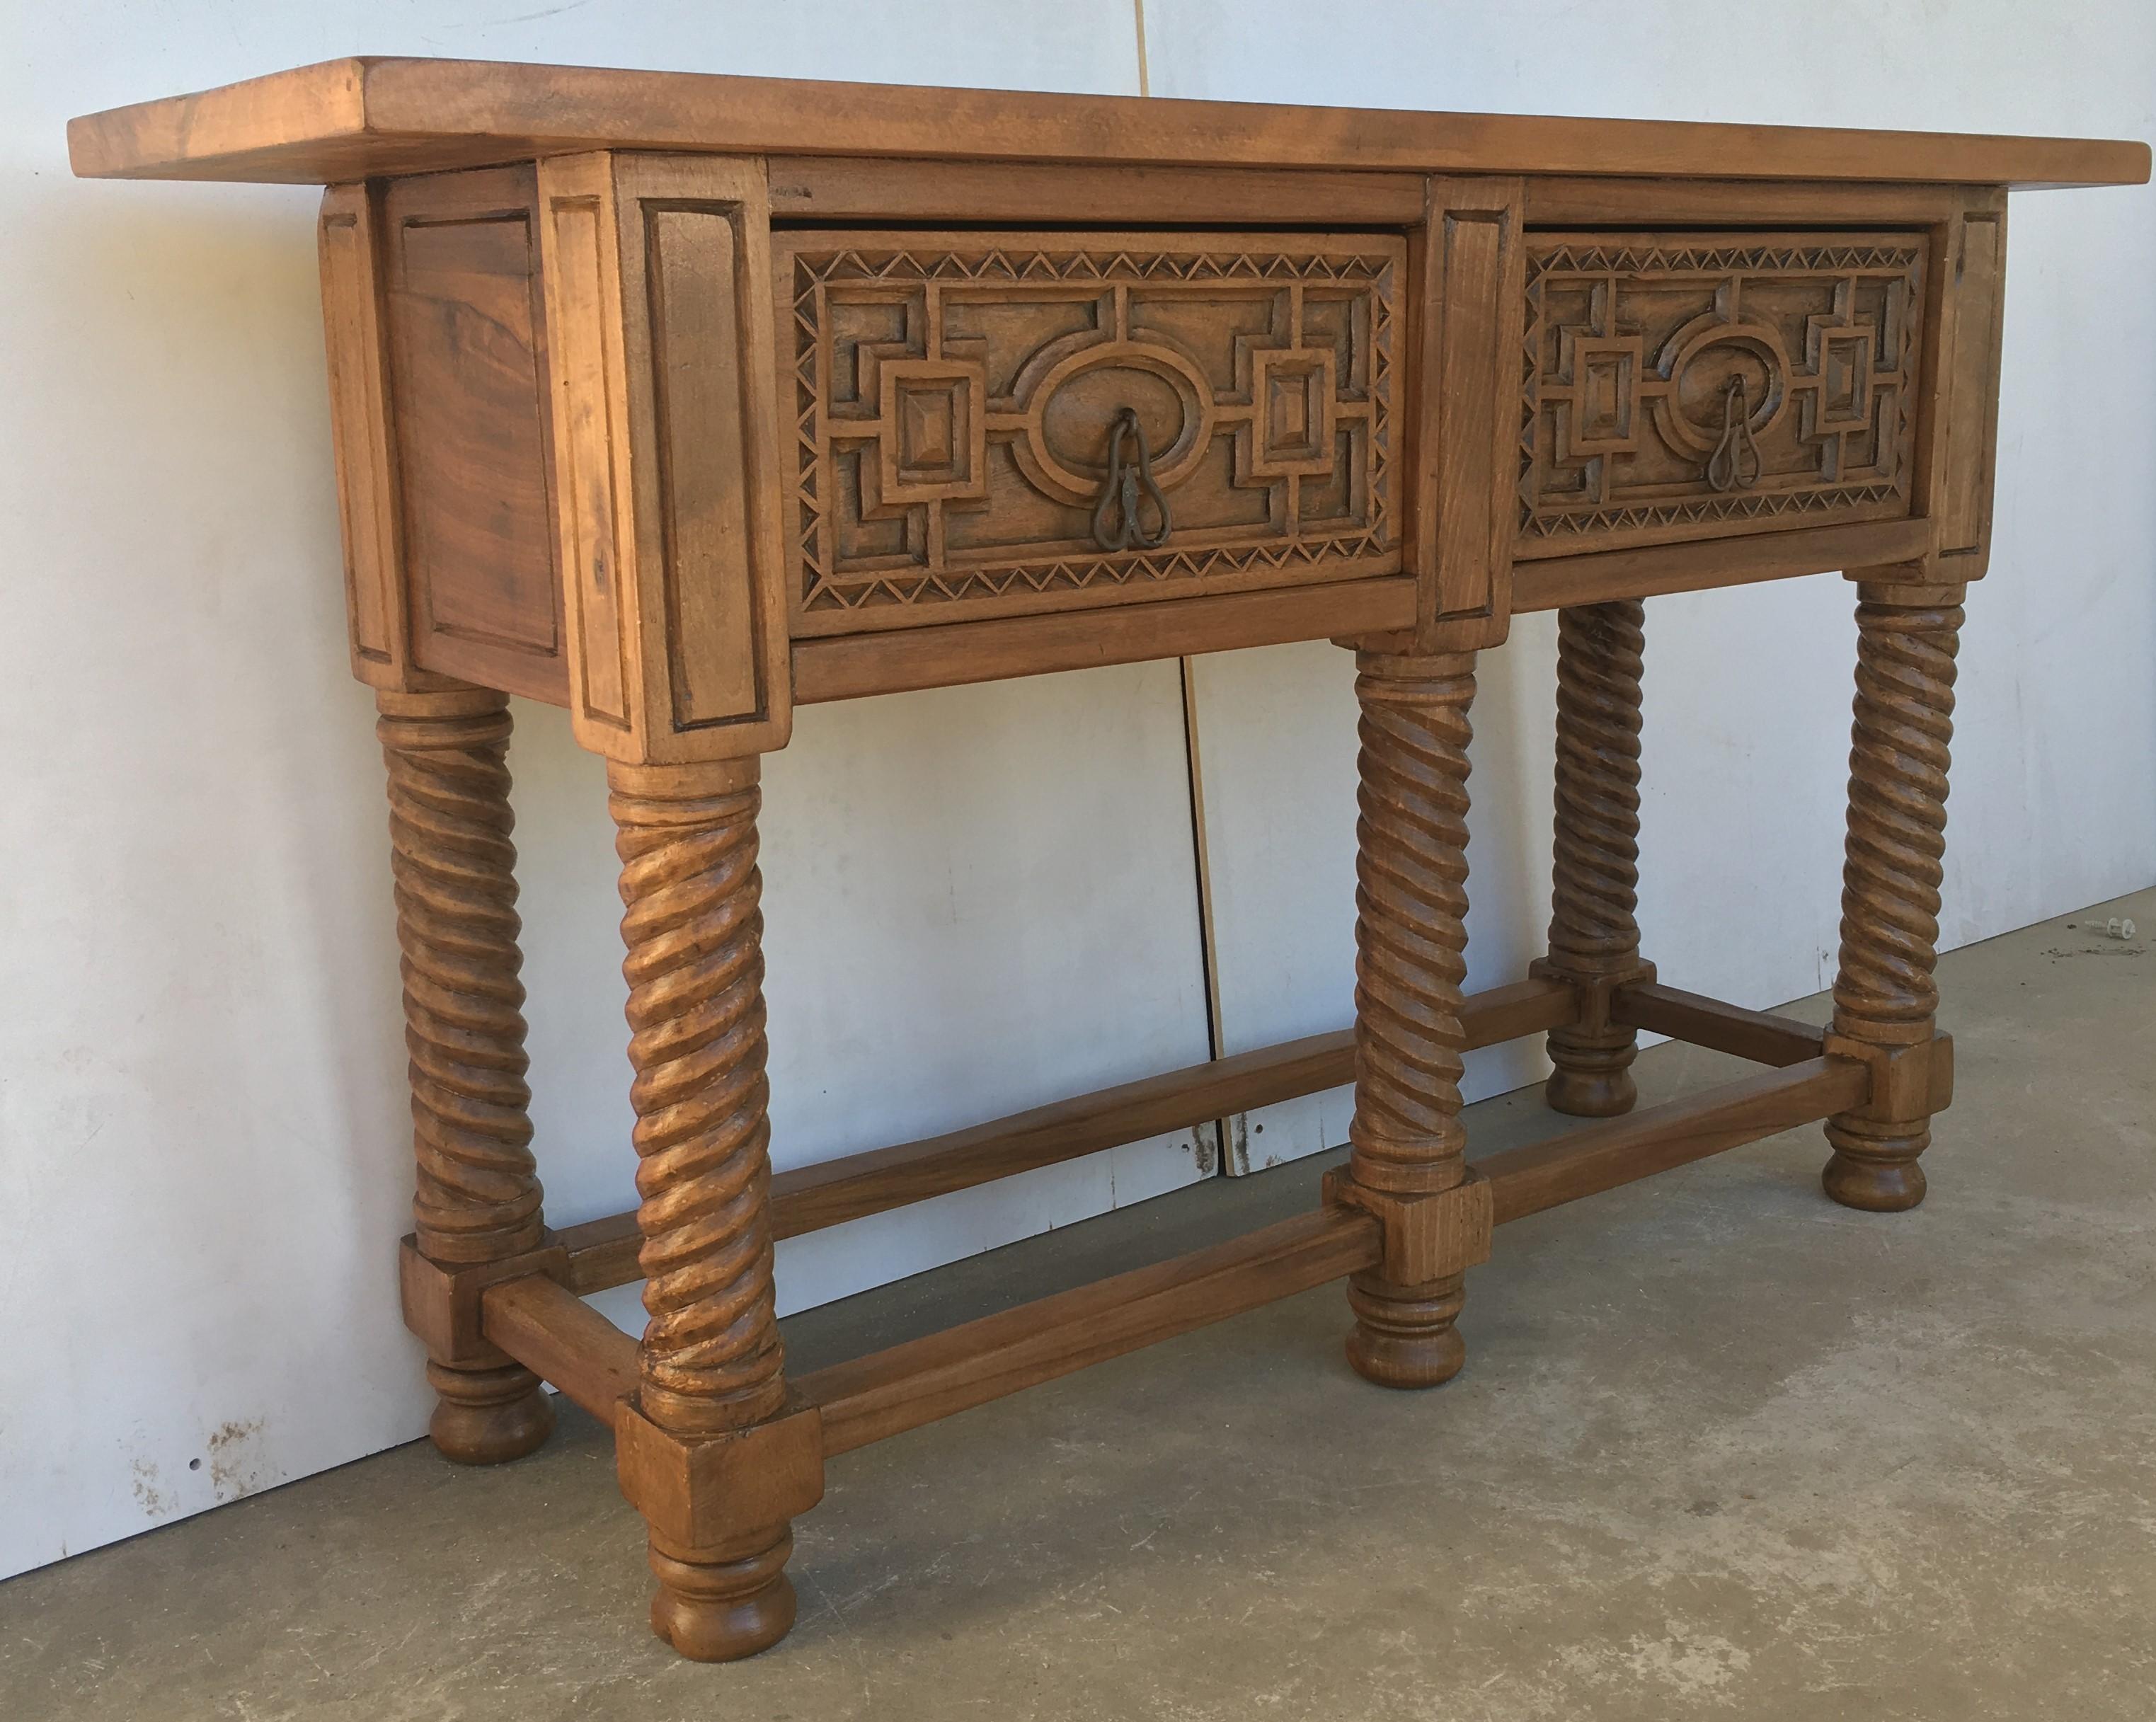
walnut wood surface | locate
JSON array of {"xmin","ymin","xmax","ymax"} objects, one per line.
[
  {"xmin": 1510, "ymin": 517, "xmax": 1934, "ymax": 612},
  {"xmin": 775, "ymin": 227, "xmax": 1404, "ymax": 637},
  {"xmin": 1835, "ymin": 593, "xmax": 1961, "ymax": 1038},
  {"xmin": 375, "ymin": 687, "xmax": 554, "ymax": 1464},
  {"xmin": 1480, "ymin": 1055, "xmax": 1869, "ymax": 1224},
  {"xmin": 611, "ymin": 759, "xmax": 785, "ymax": 1433},
  {"xmin": 1612, "ymin": 982, "xmax": 1826, "ymax": 1069},
  {"xmin": 1409, "ymin": 178, "xmax": 1526, "ymax": 643},
  {"xmin": 1924, "ymin": 204, "xmax": 2009, "ymax": 584},
  {"xmin": 379, "ymin": 168, "xmax": 566, "ymax": 701},
  {"xmin": 1523, "ymin": 176, "xmax": 1973, "ymax": 228},
  {"xmin": 1518, "ymin": 232, "xmax": 1926, "ymax": 558},
  {"xmin": 1341, "ymin": 650, "xmax": 1478, "ymax": 1388},
  {"xmin": 1542, "ymin": 601, "xmax": 1648, "ymax": 1116},
  {"xmin": 800, "ymin": 1207, "xmax": 1382, "ymax": 1457},
  {"xmin": 1347, "ymin": 653, "xmax": 1477, "ymax": 1198},
  {"xmin": 74, "ymin": 50, "xmax": 2137, "ymax": 1670},
  {"xmin": 377, "ymin": 690, "xmax": 544, "ymax": 1265},
  {"xmin": 319, "ymin": 175, "xmax": 572, "ymax": 706},
  {"xmin": 491, "ymin": 1010, "xmax": 1867, "ymax": 1459},
  {"xmin": 1822, "ymin": 582, "xmax": 1962, "ymax": 1211},
  {"xmin": 539, "ymin": 153, "xmax": 793, "ymax": 765},
  {"xmin": 68, "ymin": 58, "xmax": 2149, "ymax": 188},
  {"xmin": 610, "ymin": 755, "xmax": 801, "ymax": 1658},
  {"xmin": 768, "ymin": 157, "xmax": 1430, "ymax": 226},
  {"xmin": 482, "ymin": 1273, "xmax": 638, "ymax": 1425},
  {"xmin": 791, "ymin": 575, "xmax": 1418, "ymax": 703},
  {"xmin": 318, "ymin": 185, "xmax": 421, "ymax": 691},
  {"xmin": 554, "ymin": 977, "xmax": 1576, "ymax": 1297}
]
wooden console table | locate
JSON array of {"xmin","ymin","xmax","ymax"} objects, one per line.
[{"xmin": 70, "ymin": 60, "xmax": 2147, "ymax": 1662}]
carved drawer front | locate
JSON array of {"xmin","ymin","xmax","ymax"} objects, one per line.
[
  {"xmin": 773, "ymin": 228, "xmax": 1405, "ymax": 635},
  {"xmin": 1519, "ymin": 230, "xmax": 1927, "ymax": 557}
]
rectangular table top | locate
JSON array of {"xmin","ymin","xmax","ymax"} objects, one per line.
[{"xmin": 69, "ymin": 56, "xmax": 2150, "ymax": 190}]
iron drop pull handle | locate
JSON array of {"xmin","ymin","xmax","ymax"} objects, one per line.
[
  {"xmin": 1091, "ymin": 406, "xmax": 1173, "ymax": 551},
  {"xmin": 1704, "ymin": 374, "xmax": 1762, "ymax": 493}
]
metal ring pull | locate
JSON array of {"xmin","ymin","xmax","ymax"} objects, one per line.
[
  {"xmin": 1704, "ymin": 374, "xmax": 1761, "ymax": 493},
  {"xmin": 1090, "ymin": 406, "xmax": 1173, "ymax": 551}
]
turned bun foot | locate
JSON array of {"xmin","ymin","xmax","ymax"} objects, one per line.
[
  {"xmin": 1544, "ymin": 1060, "xmax": 1636, "ymax": 1118},
  {"xmin": 648, "ymin": 1530, "xmax": 798, "ymax": 1661},
  {"xmin": 1823, "ymin": 1150, "xmax": 1928, "ymax": 1212},
  {"xmin": 1823, "ymin": 1117, "xmax": 1929, "ymax": 1212},
  {"xmin": 1344, "ymin": 1272, "xmax": 1467, "ymax": 1389},
  {"xmin": 425, "ymin": 1360, "xmax": 556, "ymax": 1465}
]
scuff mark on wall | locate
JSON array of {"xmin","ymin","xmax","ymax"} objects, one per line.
[
  {"xmin": 207, "ymin": 1420, "xmax": 273, "ymax": 1505},
  {"xmin": 1227, "ymin": 1113, "xmax": 1251, "ymax": 1176},
  {"xmin": 1191, "ymin": 1120, "xmax": 1220, "ymax": 1177},
  {"xmin": 130, "ymin": 1459, "xmax": 171, "ymax": 1519}
]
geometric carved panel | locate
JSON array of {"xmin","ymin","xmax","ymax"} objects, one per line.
[
  {"xmin": 1518, "ymin": 231, "xmax": 1927, "ymax": 556},
  {"xmin": 773, "ymin": 229, "xmax": 1404, "ymax": 634}
]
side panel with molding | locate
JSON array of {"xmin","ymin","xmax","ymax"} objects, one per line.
[
  {"xmin": 1924, "ymin": 193, "xmax": 2009, "ymax": 580},
  {"xmin": 378, "ymin": 166, "xmax": 570, "ymax": 703},
  {"xmin": 317, "ymin": 183, "xmax": 421, "ymax": 691}
]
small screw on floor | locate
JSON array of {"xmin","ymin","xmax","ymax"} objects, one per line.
[{"xmin": 2065, "ymin": 916, "xmax": 2138, "ymax": 940}]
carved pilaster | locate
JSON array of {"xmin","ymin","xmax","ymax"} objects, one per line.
[
  {"xmin": 376, "ymin": 687, "xmax": 551, "ymax": 1464},
  {"xmin": 609, "ymin": 757, "xmax": 801, "ymax": 1660},
  {"xmin": 1539, "ymin": 599, "xmax": 1648, "ymax": 1117},
  {"xmin": 1823, "ymin": 581, "xmax": 1962, "ymax": 1211},
  {"xmin": 1342, "ymin": 650, "xmax": 1479, "ymax": 1388}
]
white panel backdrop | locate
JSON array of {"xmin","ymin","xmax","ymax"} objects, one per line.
[
  {"xmin": 0, "ymin": 0, "xmax": 1187, "ymax": 1581},
  {"xmin": 1, "ymin": 0, "xmax": 2150, "ymax": 1581},
  {"xmin": 1169, "ymin": 0, "xmax": 2156, "ymax": 1165}
]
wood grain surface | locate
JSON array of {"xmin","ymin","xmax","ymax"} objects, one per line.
[{"xmin": 69, "ymin": 57, "xmax": 2150, "ymax": 188}]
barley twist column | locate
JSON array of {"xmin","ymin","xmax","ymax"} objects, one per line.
[
  {"xmin": 1823, "ymin": 583, "xmax": 1963, "ymax": 1212},
  {"xmin": 610, "ymin": 757, "xmax": 797, "ymax": 1660},
  {"xmin": 1343, "ymin": 650, "xmax": 1477, "ymax": 1388},
  {"xmin": 377, "ymin": 687, "xmax": 552, "ymax": 1464},
  {"xmin": 1542, "ymin": 599, "xmax": 1648, "ymax": 1116}
]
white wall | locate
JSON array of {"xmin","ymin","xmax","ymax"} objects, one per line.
[
  {"xmin": 1, "ymin": 1, "xmax": 2149, "ymax": 1580},
  {"xmin": 0, "ymin": 0, "xmax": 1191, "ymax": 1581},
  {"xmin": 1168, "ymin": 0, "xmax": 2156, "ymax": 1167}
]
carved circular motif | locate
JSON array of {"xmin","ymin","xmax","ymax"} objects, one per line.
[
  {"xmin": 1014, "ymin": 338, "xmax": 1215, "ymax": 505},
  {"xmin": 1651, "ymin": 316, "xmax": 1789, "ymax": 457}
]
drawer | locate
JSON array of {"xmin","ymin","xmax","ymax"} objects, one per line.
[
  {"xmin": 772, "ymin": 227, "xmax": 1406, "ymax": 634},
  {"xmin": 1518, "ymin": 229, "xmax": 1927, "ymax": 557}
]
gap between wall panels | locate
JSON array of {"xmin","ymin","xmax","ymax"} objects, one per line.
[
  {"xmin": 595, "ymin": 4, "xmax": 1239, "ymax": 1355},
  {"xmin": 1143, "ymin": 0, "xmax": 1346, "ymax": 1185},
  {"xmin": 1149, "ymin": 0, "xmax": 1249, "ymax": 1183}
]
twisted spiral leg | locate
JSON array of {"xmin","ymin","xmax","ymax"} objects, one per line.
[
  {"xmin": 376, "ymin": 688, "xmax": 551, "ymax": 1464},
  {"xmin": 1344, "ymin": 650, "xmax": 1476, "ymax": 1388},
  {"xmin": 1823, "ymin": 587, "xmax": 1961, "ymax": 1212},
  {"xmin": 611, "ymin": 757, "xmax": 796, "ymax": 1660},
  {"xmin": 1544, "ymin": 600, "xmax": 1647, "ymax": 1118}
]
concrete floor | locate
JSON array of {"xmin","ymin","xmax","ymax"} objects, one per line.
[{"xmin": 4, "ymin": 888, "xmax": 2152, "ymax": 1721}]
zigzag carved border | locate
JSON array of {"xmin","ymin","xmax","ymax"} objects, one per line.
[
  {"xmin": 1518, "ymin": 238, "xmax": 1925, "ymax": 543},
  {"xmin": 786, "ymin": 244, "xmax": 1397, "ymax": 615}
]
